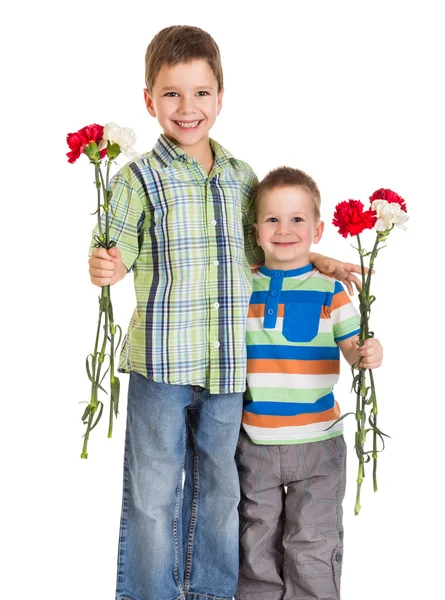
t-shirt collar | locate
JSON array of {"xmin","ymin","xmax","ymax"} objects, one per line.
[{"xmin": 259, "ymin": 263, "xmax": 314, "ymax": 278}]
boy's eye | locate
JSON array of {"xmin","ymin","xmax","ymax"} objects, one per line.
[
  {"xmin": 292, "ymin": 217, "xmax": 303, "ymax": 222},
  {"xmin": 267, "ymin": 217, "xmax": 278, "ymax": 222},
  {"xmin": 196, "ymin": 91, "xmax": 210, "ymax": 96},
  {"xmin": 164, "ymin": 92, "xmax": 179, "ymax": 97}
]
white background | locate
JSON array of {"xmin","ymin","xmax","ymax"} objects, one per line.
[{"xmin": 2, "ymin": 1, "xmax": 444, "ymax": 598}]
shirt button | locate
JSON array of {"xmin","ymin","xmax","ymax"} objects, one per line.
[
  {"xmin": 214, "ymin": 302, "xmax": 220, "ymax": 309},
  {"xmin": 274, "ymin": 272, "xmax": 282, "ymax": 278},
  {"xmin": 211, "ymin": 219, "xmax": 217, "ymax": 226},
  {"xmin": 213, "ymin": 260, "xmax": 219, "ymax": 266},
  {"xmin": 267, "ymin": 309, "xmax": 274, "ymax": 315},
  {"xmin": 335, "ymin": 554, "xmax": 342, "ymax": 563},
  {"xmin": 214, "ymin": 341, "xmax": 220, "ymax": 349},
  {"xmin": 270, "ymin": 290, "xmax": 277, "ymax": 296}
]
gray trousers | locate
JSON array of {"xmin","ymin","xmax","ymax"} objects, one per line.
[{"xmin": 235, "ymin": 431, "xmax": 346, "ymax": 600}]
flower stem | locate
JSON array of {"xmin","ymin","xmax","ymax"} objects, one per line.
[
  {"xmin": 365, "ymin": 236, "xmax": 379, "ymax": 299},
  {"xmin": 94, "ymin": 164, "xmax": 103, "ymax": 242},
  {"xmin": 356, "ymin": 235, "xmax": 368, "ymax": 341},
  {"xmin": 104, "ymin": 161, "xmax": 118, "ymax": 438},
  {"xmin": 370, "ymin": 369, "xmax": 378, "ymax": 492},
  {"xmin": 354, "ymin": 371, "xmax": 364, "ymax": 515},
  {"xmin": 355, "ymin": 459, "xmax": 364, "ymax": 516}
]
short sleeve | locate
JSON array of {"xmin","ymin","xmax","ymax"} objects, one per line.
[
  {"xmin": 330, "ymin": 281, "xmax": 361, "ymax": 342},
  {"xmin": 89, "ymin": 172, "xmax": 145, "ymax": 271}
]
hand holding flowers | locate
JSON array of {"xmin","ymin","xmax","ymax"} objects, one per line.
[
  {"xmin": 333, "ymin": 188, "xmax": 408, "ymax": 514},
  {"xmin": 67, "ymin": 122, "xmax": 140, "ymax": 458},
  {"xmin": 355, "ymin": 338, "xmax": 383, "ymax": 371},
  {"xmin": 88, "ymin": 246, "xmax": 127, "ymax": 287}
]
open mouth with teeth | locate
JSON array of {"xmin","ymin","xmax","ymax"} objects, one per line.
[{"xmin": 174, "ymin": 120, "xmax": 203, "ymax": 129}]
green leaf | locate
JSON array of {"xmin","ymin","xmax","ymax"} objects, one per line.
[
  {"xmin": 85, "ymin": 354, "xmax": 95, "ymax": 383},
  {"xmin": 93, "ymin": 234, "xmax": 107, "ymax": 249},
  {"xmin": 324, "ymin": 411, "xmax": 355, "ymax": 431},
  {"xmin": 89, "ymin": 401, "xmax": 104, "ymax": 432},
  {"xmin": 99, "ymin": 355, "xmax": 111, "ymax": 385},
  {"xmin": 81, "ymin": 404, "xmax": 91, "ymax": 423},
  {"xmin": 111, "ymin": 376, "xmax": 121, "ymax": 417},
  {"xmin": 97, "ymin": 382, "xmax": 108, "ymax": 395},
  {"xmin": 100, "ymin": 366, "xmax": 111, "ymax": 385},
  {"xmin": 114, "ymin": 325, "xmax": 123, "ymax": 353}
]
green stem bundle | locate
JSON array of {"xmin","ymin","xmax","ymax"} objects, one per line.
[
  {"xmin": 352, "ymin": 234, "xmax": 387, "ymax": 513},
  {"xmin": 81, "ymin": 160, "xmax": 121, "ymax": 459}
]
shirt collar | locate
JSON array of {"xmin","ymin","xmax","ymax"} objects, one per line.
[
  {"xmin": 209, "ymin": 138, "xmax": 235, "ymax": 171},
  {"xmin": 152, "ymin": 134, "xmax": 188, "ymax": 167},
  {"xmin": 259, "ymin": 263, "xmax": 314, "ymax": 278},
  {"xmin": 152, "ymin": 134, "xmax": 237, "ymax": 172}
]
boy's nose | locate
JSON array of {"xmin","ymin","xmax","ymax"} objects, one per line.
[{"xmin": 178, "ymin": 97, "xmax": 195, "ymax": 114}]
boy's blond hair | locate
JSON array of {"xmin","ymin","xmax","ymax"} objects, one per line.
[
  {"xmin": 145, "ymin": 25, "xmax": 224, "ymax": 93},
  {"xmin": 256, "ymin": 166, "xmax": 321, "ymax": 221}
]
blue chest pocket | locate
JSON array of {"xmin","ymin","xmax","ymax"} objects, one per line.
[{"xmin": 282, "ymin": 301, "xmax": 321, "ymax": 342}]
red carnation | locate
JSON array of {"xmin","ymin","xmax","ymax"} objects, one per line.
[
  {"xmin": 332, "ymin": 199, "xmax": 377, "ymax": 238},
  {"xmin": 66, "ymin": 124, "xmax": 106, "ymax": 163},
  {"xmin": 369, "ymin": 188, "xmax": 407, "ymax": 212}
]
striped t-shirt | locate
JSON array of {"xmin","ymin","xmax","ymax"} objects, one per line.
[{"xmin": 242, "ymin": 263, "xmax": 360, "ymax": 445}]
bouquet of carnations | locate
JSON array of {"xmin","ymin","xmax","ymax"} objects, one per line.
[
  {"xmin": 333, "ymin": 189, "xmax": 408, "ymax": 514},
  {"xmin": 66, "ymin": 123, "xmax": 139, "ymax": 458}
]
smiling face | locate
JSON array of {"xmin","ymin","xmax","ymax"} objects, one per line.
[
  {"xmin": 144, "ymin": 59, "xmax": 223, "ymax": 158},
  {"xmin": 255, "ymin": 185, "xmax": 324, "ymax": 270}
]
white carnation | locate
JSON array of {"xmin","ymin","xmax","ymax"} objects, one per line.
[
  {"xmin": 371, "ymin": 199, "xmax": 409, "ymax": 232},
  {"xmin": 102, "ymin": 122, "xmax": 140, "ymax": 160}
]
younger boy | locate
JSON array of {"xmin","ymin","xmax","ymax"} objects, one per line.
[
  {"xmin": 236, "ymin": 167, "xmax": 383, "ymax": 600},
  {"xmin": 88, "ymin": 26, "xmax": 366, "ymax": 600}
]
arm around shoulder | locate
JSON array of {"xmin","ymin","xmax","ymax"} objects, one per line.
[{"xmin": 241, "ymin": 168, "xmax": 264, "ymax": 267}]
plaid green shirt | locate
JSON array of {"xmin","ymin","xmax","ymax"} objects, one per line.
[{"xmin": 93, "ymin": 134, "xmax": 262, "ymax": 393}]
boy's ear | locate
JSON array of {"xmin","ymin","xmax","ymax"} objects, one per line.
[
  {"xmin": 313, "ymin": 221, "xmax": 324, "ymax": 244},
  {"xmin": 144, "ymin": 89, "xmax": 156, "ymax": 118},
  {"xmin": 253, "ymin": 222, "xmax": 260, "ymax": 242},
  {"xmin": 216, "ymin": 88, "xmax": 224, "ymax": 116}
]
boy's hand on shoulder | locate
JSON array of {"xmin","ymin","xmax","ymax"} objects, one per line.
[
  {"xmin": 88, "ymin": 247, "xmax": 127, "ymax": 287},
  {"xmin": 310, "ymin": 253, "xmax": 374, "ymax": 296},
  {"xmin": 250, "ymin": 261, "xmax": 264, "ymax": 274},
  {"xmin": 357, "ymin": 338, "xmax": 383, "ymax": 369}
]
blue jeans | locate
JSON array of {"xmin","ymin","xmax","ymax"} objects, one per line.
[{"xmin": 116, "ymin": 372, "xmax": 243, "ymax": 600}]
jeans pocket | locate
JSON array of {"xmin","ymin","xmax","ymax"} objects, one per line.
[{"xmin": 282, "ymin": 301, "xmax": 321, "ymax": 342}]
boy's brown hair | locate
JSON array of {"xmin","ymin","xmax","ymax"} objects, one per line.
[
  {"xmin": 145, "ymin": 25, "xmax": 224, "ymax": 93},
  {"xmin": 255, "ymin": 166, "xmax": 321, "ymax": 221}
]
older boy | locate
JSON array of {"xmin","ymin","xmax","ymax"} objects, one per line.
[
  {"xmin": 235, "ymin": 167, "xmax": 383, "ymax": 600},
  {"xmin": 88, "ymin": 26, "xmax": 364, "ymax": 600}
]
